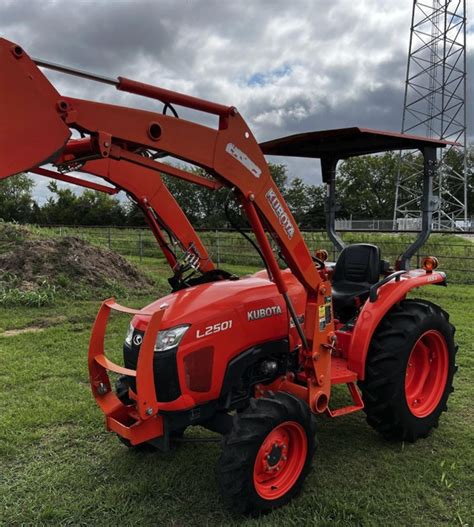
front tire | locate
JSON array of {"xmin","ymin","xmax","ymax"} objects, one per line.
[
  {"xmin": 217, "ymin": 392, "xmax": 316, "ymax": 514},
  {"xmin": 359, "ymin": 299, "xmax": 457, "ymax": 442}
]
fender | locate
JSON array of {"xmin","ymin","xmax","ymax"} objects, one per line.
[{"xmin": 348, "ymin": 270, "xmax": 446, "ymax": 379}]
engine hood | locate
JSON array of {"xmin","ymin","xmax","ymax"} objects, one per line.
[{"xmin": 131, "ymin": 269, "xmax": 305, "ymax": 332}]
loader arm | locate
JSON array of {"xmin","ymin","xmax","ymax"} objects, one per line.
[
  {"xmin": 28, "ymin": 159, "xmax": 215, "ymax": 274},
  {"xmin": 80, "ymin": 158, "xmax": 215, "ymax": 273},
  {"xmin": 0, "ymin": 38, "xmax": 333, "ymax": 412}
]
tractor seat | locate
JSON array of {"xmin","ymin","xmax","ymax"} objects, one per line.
[{"xmin": 331, "ymin": 244, "xmax": 382, "ymax": 322}]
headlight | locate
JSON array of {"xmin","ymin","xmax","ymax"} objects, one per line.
[
  {"xmin": 155, "ymin": 325, "xmax": 190, "ymax": 352},
  {"xmin": 125, "ymin": 323, "xmax": 134, "ymax": 346}
]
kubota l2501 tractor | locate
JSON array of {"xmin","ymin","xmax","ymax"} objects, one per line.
[{"xmin": 0, "ymin": 39, "xmax": 457, "ymax": 514}]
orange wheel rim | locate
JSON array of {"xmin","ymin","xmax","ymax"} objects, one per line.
[
  {"xmin": 405, "ymin": 330, "xmax": 449, "ymax": 418},
  {"xmin": 253, "ymin": 421, "xmax": 307, "ymax": 500}
]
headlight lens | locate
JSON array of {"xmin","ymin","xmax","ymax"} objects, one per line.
[
  {"xmin": 125, "ymin": 323, "xmax": 134, "ymax": 346},
  {"xmin": 155, "ymin": 325, "xmax": 190, "ymax": 352}
]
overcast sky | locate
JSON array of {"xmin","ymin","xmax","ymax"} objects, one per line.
[{"xmin": 1, "ymin": 0, "xmax": 472, "ymax": 202}]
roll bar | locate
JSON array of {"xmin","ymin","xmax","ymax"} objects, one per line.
[{"xmin": 260, "ymin": 127, "xmax": 455, "ymax": 268}]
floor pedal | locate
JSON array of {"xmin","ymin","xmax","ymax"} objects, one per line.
[{"xmin": 330, "ymin": 357, "xmax": 358, "ymax": 385}]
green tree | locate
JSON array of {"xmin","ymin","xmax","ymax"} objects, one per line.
[
  {"xmin": 124, "ymin": 200, "xmax": 147, "ymax": 226},
  {"xmin": 76, "ymin": 190, "xmax": 126, "ymax": 225},
  {"xmin": 269, "ymin": 163, "xmax": 289, "ymax": 189},
  {"xmin": 39, "ymin": 181, "xmax": 126, "ymax": 225},
  {"xmin": 337, "ymin": 152, "xmax": 401, "ymax": 219},
  {"xmin": 300, "ymin": 185, "xmax": 326, "ymax": 229},
  {"xmin": 442, "ymin": 147, "xmax": 474, "ymax": 217},
  {"xmin": 38, "ymin": 182, "xmax": 80, "ymax": 224},
  {"xmin": 155, "ymin": 163, "xmax": 292, "ymax": 230},
  {"xmin": 335, "ymin": 148, "xmax": 474, "ymax": 221},
  {"xmin": 0, "ymin": 173, "xmax": 35, "ymax": 222},
  {"xmin": 283, "ymin": 177, "xmax": 314, "ymax": 225}
]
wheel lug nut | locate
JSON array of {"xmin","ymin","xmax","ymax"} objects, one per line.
[{"xmin": 97, "ymin": 382, "xmax": 108, "ymax": 395}]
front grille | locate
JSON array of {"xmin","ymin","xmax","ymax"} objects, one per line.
[
  {"xmin": 123, "ymin": 329, "xmax": 181, "ymax": 402},
  {"xmin": 183, "ymin": 346, "xmax": 214, "ymax": 392}
]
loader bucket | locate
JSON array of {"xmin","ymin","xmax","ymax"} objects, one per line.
[{"xmin": 0, "ymin": 38, "xmax": 71, "ymax": 180}]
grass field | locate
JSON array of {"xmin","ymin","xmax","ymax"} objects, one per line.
[{"xmin": 1, "ymin": 266, "xmax": 473, "ymax": 525}]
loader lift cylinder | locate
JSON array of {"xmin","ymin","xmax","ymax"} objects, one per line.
[{"xmin": 33, "ymin": 57, "xmax": 234, "ymax": 116}]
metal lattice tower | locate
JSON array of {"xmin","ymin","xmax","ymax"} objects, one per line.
[{"xmin": 393, "ymin": 0, "xmax": 468, "ymax": 230}]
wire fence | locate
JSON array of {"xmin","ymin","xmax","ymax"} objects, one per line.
[
  {"xmin": 336, "ymin": 217, "xmax": 474, "ymax": 231},
  {"xmin": 17, "ymin": 225, "xmax": 473, "ymax": 285}
]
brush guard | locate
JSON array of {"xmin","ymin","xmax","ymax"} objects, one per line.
[{"xmin": 88, "ymin": 298, "xmax": 195, "ymax": 445}]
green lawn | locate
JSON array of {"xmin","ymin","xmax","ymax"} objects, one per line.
[{"xmin": 1, "ymin": 279, "xmax": 473, "ymax": 525}]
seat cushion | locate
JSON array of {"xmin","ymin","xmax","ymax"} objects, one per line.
[
  {"xmin": 333, "ymin": 244, "xmax": 381, "ymax": 284},
  {"xmin": 332, "ymin": 281, "xmax": 371, "ymax": 313},
  {"xmin": 331, "ymin": 244, "xmax": 381, "ymax": 321}
]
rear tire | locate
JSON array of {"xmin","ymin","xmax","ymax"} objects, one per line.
[
  {"xmin": 217, "ymin": 392, "xmax": 316, "ymax": 515},
  {"xmin": 359, "ymin": 299, "xmax": 457, "ymax": 442}
]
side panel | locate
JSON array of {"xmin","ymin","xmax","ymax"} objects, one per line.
[
  {"xmin": 175, "ymin": 296, "xmax": 288, "ymax": 405},
  {"xmin": 348, "ymin": 270, "xmax": 446, "ymax": 379}
]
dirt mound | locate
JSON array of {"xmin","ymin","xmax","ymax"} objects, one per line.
[
  {"xmin": 0, "ymin": 235, "xmax": 155, "ymax": 297},
  {"xmin": 0, "ymin": 221, "xmax": 30, "ymax": 242},
  {"xmin": 0, "ymin": 221, "xmax": 32, "ymax": 255}
]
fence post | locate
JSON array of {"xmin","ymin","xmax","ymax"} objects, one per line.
[
  {"xmin": 139, "ymin": 232, "xmax": 143, "ymax": 262},
  {"xmin": 216, "ymin": 230, "xmax": 220, "ymax": 267}
]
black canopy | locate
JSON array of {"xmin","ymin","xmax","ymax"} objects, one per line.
[{"xmin": 260, "ymin": 127, "xmax": 454, "ymax": 160}]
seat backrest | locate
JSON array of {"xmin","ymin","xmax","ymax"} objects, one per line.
[{"xmin": 333, "ymin": 244, "xmax": 381, "ymax": 285}]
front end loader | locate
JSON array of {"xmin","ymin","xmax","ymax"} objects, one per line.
[{"xmin": 0, "ymin": 38, "xmax": 458, "ymax": 514}]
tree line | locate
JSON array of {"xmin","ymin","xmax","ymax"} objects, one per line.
[{"xmin": 1, "ymin": 150, "xmax": 472, "ymax": 228}]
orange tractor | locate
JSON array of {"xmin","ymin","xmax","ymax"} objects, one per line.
[{"xmin": 0, "ymin": 39, "xmax": 457, "ymax": 513}]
